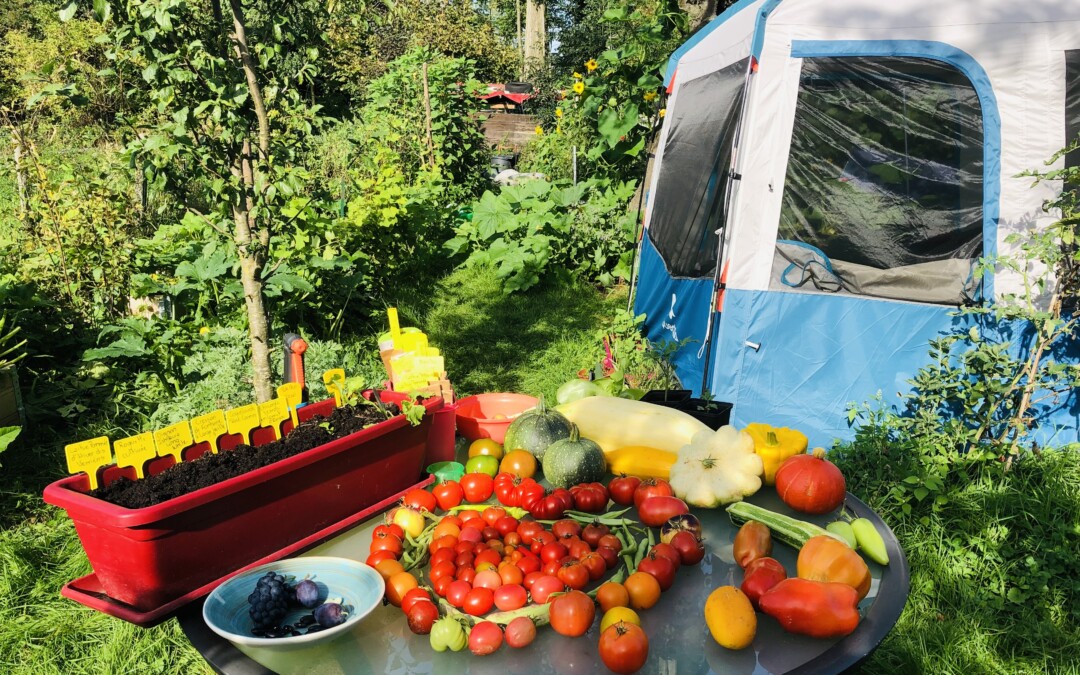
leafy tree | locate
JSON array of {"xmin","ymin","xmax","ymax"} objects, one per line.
[{"xmin": 65, "ymin": 0, "xmax": 332, "ymax": 401}]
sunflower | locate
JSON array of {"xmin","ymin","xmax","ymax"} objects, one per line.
[
  {"xmin": 585, "ymin": 59, "xmax": 598, "ymax": 72},
  {"xmin": 643, "ymin": 91, "xmax": 658, "ymax": 102},
  {"xmin": 535, "ymin": 125, "xmax": 544, "ymax": 135},
  {"xmin": 572, "ymin": 81, "xmax": 585, "ymax": 95},
  {"xmin": 555, "ymin": 108, "xmax": 563, "ymax": 118},
  {"xmin": 659, "ymin": 108, "xmax": 666, "ymax": 118},
  {"xmin": 199, "ymin": 326, "xmax": 210, "ymax": 336},
  {"xmin": 573, "ymin": 72, "xmax": 583, "ymax": 79}
]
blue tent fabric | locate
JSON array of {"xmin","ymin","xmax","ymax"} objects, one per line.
[{"xmin": 634, "ymin": 236, "xmax": 714, "ymax": 390}]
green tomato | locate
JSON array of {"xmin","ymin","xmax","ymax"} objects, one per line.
[
  {"xmin": 430, "ymin": 617, "xmax": 467, "ymax": 652},
  {"xmin": 465, "ymin": 454, "xmax": 500, "ymax": 478}
]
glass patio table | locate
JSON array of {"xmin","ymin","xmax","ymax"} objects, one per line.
[{"xmin": 178, "ymin": 479, "xmax": 908, "ymax": 675}]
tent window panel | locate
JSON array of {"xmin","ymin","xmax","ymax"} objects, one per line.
[
  {"xmin": 648, "ymin": 58, "xmax": 749, "ymax": 278},
  {"xmin": 778, "ymin": 57, "xmax": 983, "ymax": 304},
  {"xmin": 1067, "ymin": 50, "xmax": 1080, "ymax": 171}
]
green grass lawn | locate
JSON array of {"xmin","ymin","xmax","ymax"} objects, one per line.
[{"xmin": 0, "ymin": 264, "xmax": 1076, "ymax": 674}]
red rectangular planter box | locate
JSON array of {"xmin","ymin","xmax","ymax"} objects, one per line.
[{"xmin": 44, "ymin": 394, "xmax": 454, "ymax": 615}]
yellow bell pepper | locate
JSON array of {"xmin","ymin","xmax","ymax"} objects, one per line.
[{"xmin": 744, "ymin": 423, "xmax": 808, "ymax": 485}]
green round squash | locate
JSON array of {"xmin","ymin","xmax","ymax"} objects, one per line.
[
  {"xmin": 541, "ymin": 424, "xmax": 607, "ymax": 489},
  {"xmin": 502, "ymin": 395, "xmax": 572, "ymax": 464}
]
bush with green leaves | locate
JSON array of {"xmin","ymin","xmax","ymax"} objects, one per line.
[{"xmin": 447, "ymin": 178, "xmax": 637, "ymax": 293}]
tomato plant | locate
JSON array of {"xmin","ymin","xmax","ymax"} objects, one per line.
[
  {"xmin": 549, "ymin": 590, "xmax": 595, "ymax": 637},
  {"xmin": 599, "ymin": 621, "xmax": 649, "ymax": 674}
]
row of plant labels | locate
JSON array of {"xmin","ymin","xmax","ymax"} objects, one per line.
[{"xmin": 65, "ymin": 370, "xmax": 352, "ymax": 490}]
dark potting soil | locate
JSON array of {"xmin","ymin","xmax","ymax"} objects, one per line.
[{"xmin": 91, "ymin": 402, "xmax": 401, "ymax": 509}]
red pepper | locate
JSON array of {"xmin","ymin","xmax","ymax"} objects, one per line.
[
  {"xmin": 740, "ymin": 556, "xmax": 787, "ymax": 609},
  {"xmin": 758, "ymin": 578, "xmax": 861, "ymax": 639}
]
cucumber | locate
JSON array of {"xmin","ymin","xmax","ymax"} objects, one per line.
[
  {"xmin": 851, "ymin": 517, "xmax": 890, "ymax": 565},
  {"xmin": 726, "ymin": 502, "xmax": 843, "ymax": 549},
  {"xmin": 826, "ymin": 521, "xmax": 858, "ymax": 548}
]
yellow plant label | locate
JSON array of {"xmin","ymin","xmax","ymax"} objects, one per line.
[
  {"xmin": 323, "ymin": 369, "xmax": 346, "ymax": 407},
  {"xmin": 154, "ymin": 422, "xmax": 193, "ymax": 463},
  {"xmin": 226, "ymin": 403, "xmax": 261, "ymax": 445},
  {"xmin": 114, "ymin": 432, "xmax": 157, "ymax": 479},
  {"xmin": 276, "ymin": 383, "xmax": 303, "ymax": 428},
  {"xmin": 65, "ymin": 436, "xmax": 112, "ymax": 490},
  {"xmin": 258, "ymin": 398, "xmax": 290, "ymax": 440},
  {"xmin": 191, "ymin": 410, "xmax": 227, "ymax": 453}
]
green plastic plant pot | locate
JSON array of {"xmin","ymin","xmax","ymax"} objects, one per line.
[{"xmin": 426, "ymin": 461, "xmax": 465, "ymax": 483}]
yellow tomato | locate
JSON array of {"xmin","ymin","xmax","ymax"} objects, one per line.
[
  {"xmin": 704, "ymin": 586, "xmax": 756, "ymax": 650},
  {"xmin": 600, "ymin": 606, "xmax": 640, "ymax": 633},
  {"xmin": 499, "ymin": 450, "xmax": 537, "ymax": 479},
  {"xmin": 391, "ymin": 506, "xmax": 426, "ymax": 539},
  {"xmin": 469, "ymin": 438, "xmax": 504, "ymax": 460}
]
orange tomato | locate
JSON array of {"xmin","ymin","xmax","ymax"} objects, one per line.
[
  {"xmin": 374, "ymin": 558, "xmax": 405, "ymax": 581},
  {"xmin": 433, "ymin": 522, "xmax": 461, "ymax": 540},
  {"xmin": 469, "ymin": 438, "xmax": 504, "ymax": 460},
  {"xmin": 796, "ymin": 535, "xmax": 871, "ymax": 600},
  {"xmin": 500, "ymin": 450, "xmax": 537, "ymax": 479},
  {"xmin": 385, "ymin": 571, "xmax": 419, "ymax": 607},
  {"xmin": 623, "ymin": 572, "xmax": 661, "ymax": 611},
  {"xmin": 596, "ymin": 581, "xmax": 631, "ymax": 612}
]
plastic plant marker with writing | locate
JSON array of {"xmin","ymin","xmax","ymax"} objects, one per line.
[
  {"xmin": 277, "ymin": 383, "xmax": 303, "ymax": 429},
  {"xmin": 191, "ymin": 410, "xmax": 227, "ymax": 454},
  {"xmin": 323, "ymin": 369, "xmax": 346, "ymax": 407},
  {"xmin": 388, "ymin": 308, "xmax": 402, "ymax": 345},
  {"xmin": 258, "ymin": 398, "xmax": 290, "ymax": 441},
  {"xmin": 154, "ymin": 422, "xmax": 193, "ymax": 463},
  {"xmin": 226, "ymin": 404, "xmax": 261, "ymax": 445},
  {"xmin": 114, "ymin": 432, "xmax": 158, "ymax": 479},
  {"xmin": 65, "ymin": 437, "xmax": 113, "ymax": 490}
]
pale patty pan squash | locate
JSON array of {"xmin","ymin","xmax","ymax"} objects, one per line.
[{"xmin": 669, "ymin": 426, "xmax": 764, "ymax": 508}]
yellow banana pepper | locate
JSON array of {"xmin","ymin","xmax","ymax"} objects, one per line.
[{"xmin": 744, "ymin": 423, "xmax": 808, "ymax": 485}]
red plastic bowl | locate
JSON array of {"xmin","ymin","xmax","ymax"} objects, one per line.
[{"xmin": 455, "ymin": 393, "xmax": 539, "ymax": 443}]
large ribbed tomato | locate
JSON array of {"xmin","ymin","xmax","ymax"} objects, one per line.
[{"xmin": 774, "ymin": 448, "xmax": 846, "ymax": 514}]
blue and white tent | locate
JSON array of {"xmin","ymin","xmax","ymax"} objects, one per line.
[{"xmin": 635, "ymin": 0, "xmax": 1080, "ymax": 447}]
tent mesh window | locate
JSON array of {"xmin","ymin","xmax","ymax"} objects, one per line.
[
  {"xmin": 1067, "ymin": 50, "xmax": 1080, "ymax": 172},
  {"xmin": 777, "ymin": 57, "xmax": 984, "ymax": 304},
  {"xmin": 647, "ymin": 58, "xmax": 750, "ymax": 278}
]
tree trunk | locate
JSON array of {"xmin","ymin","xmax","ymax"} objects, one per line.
[
  {"xmin": 678, "ymin": 0, "xmax": 720, "ymax": 34},
  {"xmin": 12, "ymin": 133, "xmax": 27, "ymax": 218},
  {"xmin": 227, "ymin": 0, "xmax": 274, "ymax": 402},
  {"xmin": 523, "ymin": 0, "xmax": 545, "ymax": 77},
  {"xmin": 233, "ymin": 139, "xmax": 274, "ymax": 402}
]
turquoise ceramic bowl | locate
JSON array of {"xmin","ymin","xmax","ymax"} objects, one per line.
[{"xmin": 202, "ymin": 556, "xmax": 384, "ymax": 650}]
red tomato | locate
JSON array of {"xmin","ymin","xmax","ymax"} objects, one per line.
[
  {"xmin": 669, "ymin": 531, "xmax": 706, "ymax": 566},
  {"xmin": 637, "ymin": 495, "xmax": 690, "ymax": 527},
  {"xmin": 549, "ymin": 590, "xmax": 595, "ymax": 637},
  {"xmin": 551, "ymin": 519, "xmax": 582, "ymax": 540},
  {"xmin": 557, "ymin": 560, "xmax": 590, "ymax": 590},
  {"xmin": 365, "ymin": 550, "xmax": 397, "ymax": 567},
  {"xmin": 454, "ymin": 551, "xmax": 475, "ymax": 568},
  {"xmin": 651, "ymin": 542, "xmax": 682, "ymax": 567},
  {"xmin": 400, "ymin": 587, "xmax": 432, "ymax": 614},
  {"xmin": 455, "ymin": 566, "xmax": 476, "ymax": 584},
  {"xmin": 596, "ymin": 546, "xmax": 619, "ymax": 570},
  {"xmin": 608, "ymin": 475, "xmax": 642, "ymax": 506},
  {"xmin": 493, "ymin": 583, "xmax": 528, "ymax": 612},
  {"xmin": 599, "ymin": 621, "xmax": 649, "ymax": 673},
  {"xmin": 369, "ymin": 531, "xmax": 403, "ymax": 557},
  {"xmin": 430, "ymin": 534, "xmax": 458, "ymax": 556},
  {"xmin": 403, "ymin": 488, "xmax": 437, "ymax": 512},
  {"xmin": 515, "ymin": 520, "xmax": 543, "ymax": 545},
  {"xmin": 540, "ymin": 541, "xmax": 569, "ymax": 564},
  {"xmin": 432, "ymin": 575, "xmax": 452, "ymax": 597},
  {"xmin": 529, "ymin": 574, "xmax": 565, "ymax": 603},
  {"xmin": 516, "ymin": 480, "xmax": 546, "ymax": 511},
  {"xmin": 504, "ymin": 615, "xmax": 537, "ymax": 648},
  {"xmin": 463, "ymin": 586, "xmax": 495, "ymax": 615},
  {"xmin": 481, "ymin": 506, "xmax": 507, "ymax": 526},
  {"xmin": 596, "ymin": 534, "xmax": 622, "ymax": 552},
  {"xmin": 459, "ymin": 509, "xmax": 483, "ymax": 525},
  {"xmin": 473, "ymin": 569, "xmax": 502, "ymax": 590},
  {"xmin": 494, "ymin": 473, "xmax": 521, "ymax": 507},
  {"xmin": 429, "ymin": 560, "xmax": 456, "ymax": 584},
  {"xmin": 430, "ymin": 548, "xmax": 456, "ymax": 567},
  {"xmin": 522, "ymin": 570, "xmax": 543, "ymax": 591},
  {"xmin": 482, "ymin": 526, "xmax": 501, "ymax": 542},
  {"xmin": 461, "ymin": 473, "xmax": 495, "ymax": 503},
  {"xmin": 476, "ymin": 548, "xmax": 503, "ymax": 568},
  {"xmin": 633, "ymin": 478, "xmax": 674, "ymax": 509},
  {"xmin": 579, "ymin": 552, "xmax": 606, "ymax": 580},
  {"xmin": 468, "ymin": 620, "xmax": 503, "ymax": 655},
  {"xmin": 406, "ymin": 600, "xmax": 439, "ymax": 635},
  {"xmin": 570, "ymin": 483, "xmax": 609, "ymax": 512},
  {"xmin": 637, "ymin": 550, "xmax": 678, "ymax": 591},
  {"xmin": 504, "ymin": 531, "xmax": 522, "ymax": 547},
  {"xmin": 542, "ymin": 558, "xmax": 563, "ymax": 577},
  {"xmin": 741, "ymin": 556, "xmax": 787, "ymax": 609},
  {"xmin": 529, "ymin": 530, "xmax": 556, "ymax": 554},
  {"xmin": 373, "ymin": 523, "xmax": 404, "ymax": 540},
  {"xmin": 459, "ymin": 526, "xmax": 483, "ymax": 545},
  {"xmin": 582, "ymin": 523, "xmax": 611, "ymax": 547},
  {"xmin": 445, "ymin": 580, "xmax": 472, "ymax": 608},
  {"xmin": 566, "ymin": 538, "xmax": 591, "ymax": 560},
  {"xmin": 432, "ymin": 481, "xmax": 464, "ymax": 511},
  {"xmin": 516, "ymin": 554, "xmax": 541, "ymax": 576}
]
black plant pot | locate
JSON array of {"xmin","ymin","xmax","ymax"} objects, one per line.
[
  {"xmin": 640, "ymin": 389, "xmax": 692, "ymax": 404},
  {"xmin": 676, "ymin": 399, "xmax": 732, "ymax": 430}
]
